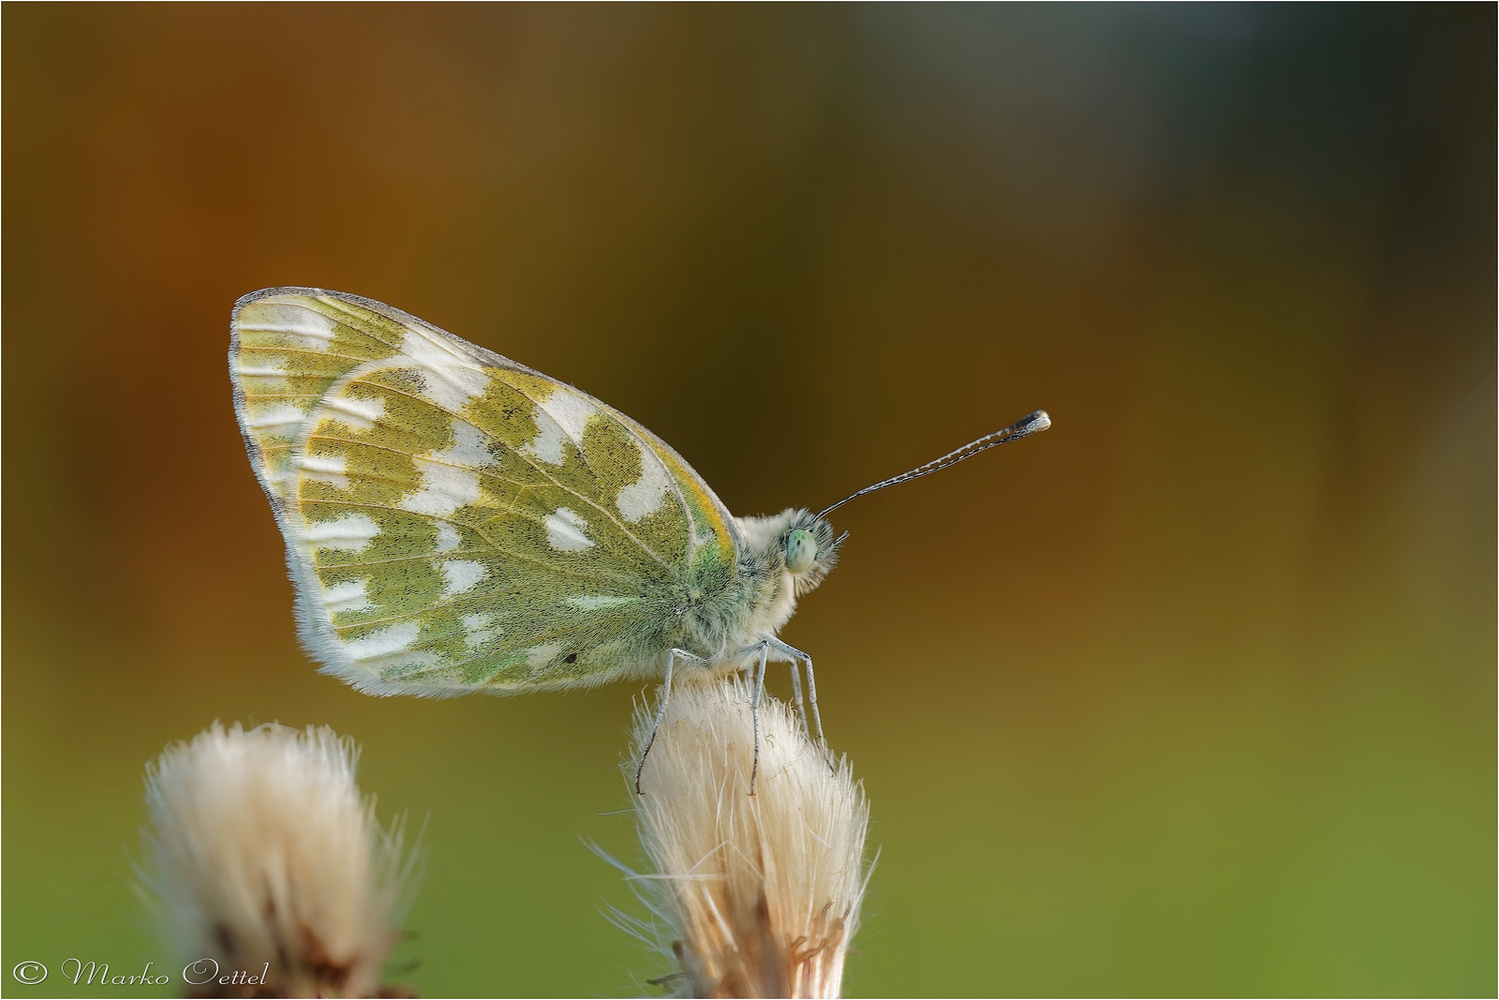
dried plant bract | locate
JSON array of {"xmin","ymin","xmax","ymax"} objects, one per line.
[
  {"xmin": 625, "ymin": 678, "xmax": 872, "ymax": 998},
  {"xmin": 141, "ymin": 722, "xmax": 416, "ymax": 998}
]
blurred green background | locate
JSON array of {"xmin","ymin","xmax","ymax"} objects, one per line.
[{"xmin": 4, "ymin": 5, "xmax": 1493, "ymax": 997}]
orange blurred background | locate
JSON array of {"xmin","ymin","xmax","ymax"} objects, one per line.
[{"xmin": 4, "ymin": 6, "xmax": 1493, "ymax": 996}]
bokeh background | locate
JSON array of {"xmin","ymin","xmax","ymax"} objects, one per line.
[{"xmin": 4, "ymin": 5, "xmax": 1493, "ymax": 997}]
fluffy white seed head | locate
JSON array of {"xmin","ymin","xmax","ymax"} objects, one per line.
[
  {"xmin": 140, "ymin": 722, "xmax": 415, "ymax": 998},
  {"xmin": 627, "ymin": 677, "xmax": 872, "ymax": 998}
]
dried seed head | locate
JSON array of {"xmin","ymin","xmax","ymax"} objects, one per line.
[
  {"xmin": 140, "ymin": 722, "xmax": 416, "ymax": 998},
  {"xmin": 627, "ymin": 677, "xmax": 872, "ymax": 999}
]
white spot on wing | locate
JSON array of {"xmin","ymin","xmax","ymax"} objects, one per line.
[
  {"xmin": 399, "ymin": 327, "xmax": 467, "ymax": 366},
  {"xmin": 520, "ymin": 409, "xmax": 569, "ymax": 466},
  {"xmin": 402, "ymin": 421, "xmax": 489, "ymax": 517},
  {"xmin": 520, "ymin": 392, "xmax": 598, "ymax": 467},
  {"xmin": 234, "ymin": 361, "xmax": 288, "ymax": 377},
  {"xmin": 322, "ymin": 394, "xmax": 386, "ymax": 431},
  {"xmin": 341, "ymin": 622, "xmax": 421, "ymax": 661},
  {"xmin": 566, "ymin": 594, "xmax": 638, "ymax": 610},
  {"xmin": 297, "ymin": 453, "xmax": 348, "ymax": 489},
  {"xmin": 403, "ymin": 464, "xmax": 480, "ymax": 517},
  {"xmin": 438, "ymin": 421, "xmax": 491, "ymax": 467},
  {"xmin": 305, "ymin": 513, "xmax": 380, "ymax": 552},
  {"xmin": 440, "ymin": 559, "xmax": 486, "ymax": 597},
  {"xmin": 544, "ymin": 392, "xmax": 597, "ymax": 441},
  {"xmin": 435, "ymin": 522, "xmax": 461, "ymax": 553},
  {"xmin": 545, "ymin": 508, "xmax": 594, "ymax": 551},
  {"xmin": 246, "ymin": 403, "xmax": 309, "ymax": 431},
  {"xmin": 401, "ymin": 331, "xmax": 490, "ymax": 412},
  {"xmin": 323, "ymin": 579, "xmax": 372, "ymax": 616},
  {"xmin": 616, "ymin": 444, "xmax": 672, "ymax": 522},
  {"xmin": 524, "ymin": 644, "xmax": 562, "ymax": 668},
  {"xmin": 240, "ymin": 307, "xmax": 335, "ymax": 348}
]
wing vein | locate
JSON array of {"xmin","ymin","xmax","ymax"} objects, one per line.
[
  {"xmin": 303, "ymin": 499, "xmax": 645, "ymax": 585},
  {"xmin": 332, "ymin": 373, "xmax": 678, "ymax": 577},
  {"xmin": 498, "ymin": 379, "xmax": 677, "ymax": 573}
]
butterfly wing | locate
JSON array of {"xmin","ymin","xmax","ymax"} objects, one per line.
[{"xmin": 231, "ymin": 287, "xmax": 740, "ymax": 695}]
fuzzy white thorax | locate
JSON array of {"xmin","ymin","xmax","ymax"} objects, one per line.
[
  {"xmin": 734, "ymin": 511, "xmax": 801, "ymax": 637},
  {"xmin": 626, "ymin": 677, "xmax": 872, "ymax": 998},
  {"xmin": 140, "ymin": 722, "xmax": 416, "ymax": 998}
]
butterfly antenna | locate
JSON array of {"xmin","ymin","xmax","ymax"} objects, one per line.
[{"xmin": 816, "ymin": 409, "xmax": 1051, "ymax": 519}]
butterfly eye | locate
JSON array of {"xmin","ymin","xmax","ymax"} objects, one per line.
[{"xmin": 784, "ymin": 528, "xmax": 818, "ymax": 574}]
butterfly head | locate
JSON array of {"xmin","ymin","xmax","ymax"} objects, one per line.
[{"xmin": 778, "ymin": 509, "xmax": 846, "ymax": 597}]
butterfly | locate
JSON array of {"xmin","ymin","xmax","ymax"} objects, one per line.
[{"xmin": 230, "ymin": 288, "xmax": 1049, "ymax": 786}]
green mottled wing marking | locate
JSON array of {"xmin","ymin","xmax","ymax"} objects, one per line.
[
  {"xmin": 230, "ymin": 287, "xmax": 740, "ymax": 696},
  {"xmin": 232, "ymin": 291, "xmax": 407, "ymax": 503}
]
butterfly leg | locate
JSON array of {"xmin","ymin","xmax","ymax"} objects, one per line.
[
  {"xmin": 801, "ymin": 652, "xmax": 834, "ymax": 772},
  {"xmin": 750, "ymin": 642, "xmax": 770, "ymax": 794},
  {"xmin": 635, "ymin": 647, "xmax": 709, "ymax": 794},
  {"xmin": 758, "ymin": 637, "xmax": 834, "ymax": 772},
  {"xmin": 787, "ymin": 658, "xmax": 809, "ymax": 740}
]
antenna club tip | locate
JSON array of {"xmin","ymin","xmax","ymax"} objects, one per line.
[{"xmin": 1031, "ymin": 409, "xmax": 1052, "ymax": 432}]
